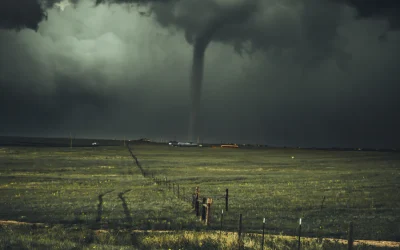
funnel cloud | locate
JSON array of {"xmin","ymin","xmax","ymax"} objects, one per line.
[{"xmin": 0, "ymin": 0, "xmax": 400, "ymax": 148}]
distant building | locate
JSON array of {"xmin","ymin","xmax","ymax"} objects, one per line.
[
  {"xmin": 221, "ymin": 144, "xmax": 239, "ymax": 148},
  {"xmin": 177, "ymin": 142, "xmax": 198, "ymax": 147}
]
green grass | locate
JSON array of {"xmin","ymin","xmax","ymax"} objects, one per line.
[{"xmin": 0, "ymin": 145, "xmax": 399, "ymax": 249}]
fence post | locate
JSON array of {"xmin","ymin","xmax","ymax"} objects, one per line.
[
  {"xmin": 298, "ymin": 218, "xmax": 302, "ymax": 250},
  {"xmin": 177, "ymin": 184, "xmax": 180, "ymax": 199},
  {"xmin": 225, "ymin": 189, "xmax": 229, "ymax": 212},
  {"xmin": 348, "ymin": 221, "xmax": 353, "ymax": 250},
  {"xmin": 201, "ymin": 198, "xmax": 207, "ymax": 221},
  {"xmin": 206, "ymin": 198, "xmax": 212, "ymax": 226},
  {"xmin": 261, "ymin": 218, "xmax": 265, "ymax": 250},
  {"xmin": 192, "ymin": 194, "xmax": 196, "ymax": 208},
  {"xmin": 220, "ymin": 209, "xmax": 224, "ymax": 235},
  {"xmin": 195, "ymin": 199, "xmax": 200, "ymax": 216},
  {"xmin": 238, "ymin": 213, "xmax": 243, "ymax": 250}
]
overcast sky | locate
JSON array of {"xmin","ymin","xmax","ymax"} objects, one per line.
[{"xmin": 1, "ymin": 0, "xmax": 399, "ymax": 148}]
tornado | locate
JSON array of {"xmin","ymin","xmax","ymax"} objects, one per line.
[{"xmin": 188, "ymin": 21, "xmax": 222, "ymax": 142}]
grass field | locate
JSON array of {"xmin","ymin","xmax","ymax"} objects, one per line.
[{"xmin": 0, "ymin": 143, "xmax": 399, "ymax": 249}]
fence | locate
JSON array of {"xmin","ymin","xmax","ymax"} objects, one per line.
[{"xmin": 126, "ymin": 143, "xmax": 363, "ymax": 250}]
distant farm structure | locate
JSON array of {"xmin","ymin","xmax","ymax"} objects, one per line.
[{"xmin": 220, "ymin": 144, "xmax": 239, "ymax": 148}]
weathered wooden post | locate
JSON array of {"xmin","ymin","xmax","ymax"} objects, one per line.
[
  {"xmin": 261, "ymin": 218, "xmax": 265, "ymax": 250},
  {"xmin": 195, "ymin": 199, "xmax": 200, "ymax": 216},
  {"xmin": 206, "ymin": 198, "xmax": 213, "ymax": 226},
  {"xmin": 177, "ymin": 184, "xmax": 180, "ymax": 199},
  {"xmin": 192, "ymin": 194, "xmax": 196, "ymax": 208},
  {"xmin": 225, "ymin": 189, "xmax": 229, "ymax": 212},
  {"xmin": 298, "ymin": 218, "xmax": 302, "ymax": 250},
  {"xmin": 238, "ymin": 213, "xmax": 243, "ymax": 250},
  {"xmin": 201, "ymin": 198, "xmax": 207, "ymax": 221},
  {"xmin": 193, "ymin": 186, "xmax": 199, "ymax": 206},
  {"xmin": 348, "ymin": 221, "xmax": 353, "ymax": 250},
  {"xmin": 194, "ymin": 186, "xmax": 200, "ymax": 216}
]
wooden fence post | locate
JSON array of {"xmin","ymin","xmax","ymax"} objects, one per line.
[
  {"xmin": 192, "ymin": 194, "xmax": 196, "ymax": 208},
  {"xmin": 206, "ymin": 198, "xmax": 213, "ymax": 226},
  {"xmin": 348, "ymin": 221, "xmax": 353, "ymax": 250},
  {"xmin": 195, "ymin": 199, "xmax": 200, "ymax": 216},
  {"xmin": 201, "ymin": 198, "xmax": 207, "ymax": 221},
  {"xmin": 177, "ymin": 184, "xmax": 180, "ymax": 199}
]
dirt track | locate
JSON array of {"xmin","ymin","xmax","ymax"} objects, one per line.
[{"xmin": 1, "ymin": 220, "xmax": 399, "ymax": 248}]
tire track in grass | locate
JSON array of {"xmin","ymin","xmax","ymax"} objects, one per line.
[
  {"xmin": 126, "ymin": 144, "xmax": 145, "ymax": 177},
  {"xmin": 0, "ymin": 221, "xmax": 398, "ymax": 248},
  {"xmin": 118, "ymin": 189, "xmax": 133, "ymax": 228},
  {"xmin": 95, "ymin": 190, "xmax": 114, "ymax": 225}
]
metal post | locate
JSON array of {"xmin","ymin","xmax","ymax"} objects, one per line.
[
  {"xmin": 261, "ymin": 218, "xmax": 265, "ymax": 250},
  {"xmin": 220, "ymin": 209, "xmax": 224, "ymax": 235},
  {"xmin": 298, "ymin": 218, "xmax": 302, "ymax": 250},
  {"xmin": 348, "ymin": 221, "xmax": 353, "ymax": 250},
  {"xmin": 238, "ymin": 213, "xmax": 242, "ymax": 250},
  {"xmin": 225, "ymin": 188, "xmax": 229, "ymax": 212}
]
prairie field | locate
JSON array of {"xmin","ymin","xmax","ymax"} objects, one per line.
[{"xmin": 0, "ymin": 142, "xmax": 399, "ymax": 249}]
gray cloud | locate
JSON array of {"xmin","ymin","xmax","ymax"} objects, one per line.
[{"xmin": 0, "ymin": 0, "xmax": 399, "ymax": 148}]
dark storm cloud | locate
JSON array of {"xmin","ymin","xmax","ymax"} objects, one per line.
[
  {"xmin": 0, "ymin": 0, "xmax": 47, "ymax": 31},
  {"xmin": 1, "ymin": 0, "xmax": 400, "ymax": 147},
  {"xmin": 0, "ymin": 26, "xmax": 117, "ymax": 136},
  {"xmin": 332, "ymin": 0, "xmax": 400, "ymax": 29}
]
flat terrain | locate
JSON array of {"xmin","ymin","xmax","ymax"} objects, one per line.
[{"xmin": 0, "ymin": 141, "xmax": 399, "ymax": 249}]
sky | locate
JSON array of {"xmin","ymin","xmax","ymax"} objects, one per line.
[{"xmin": 0, "ymin": 0, "xmax": 399, "ymax": 148}]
